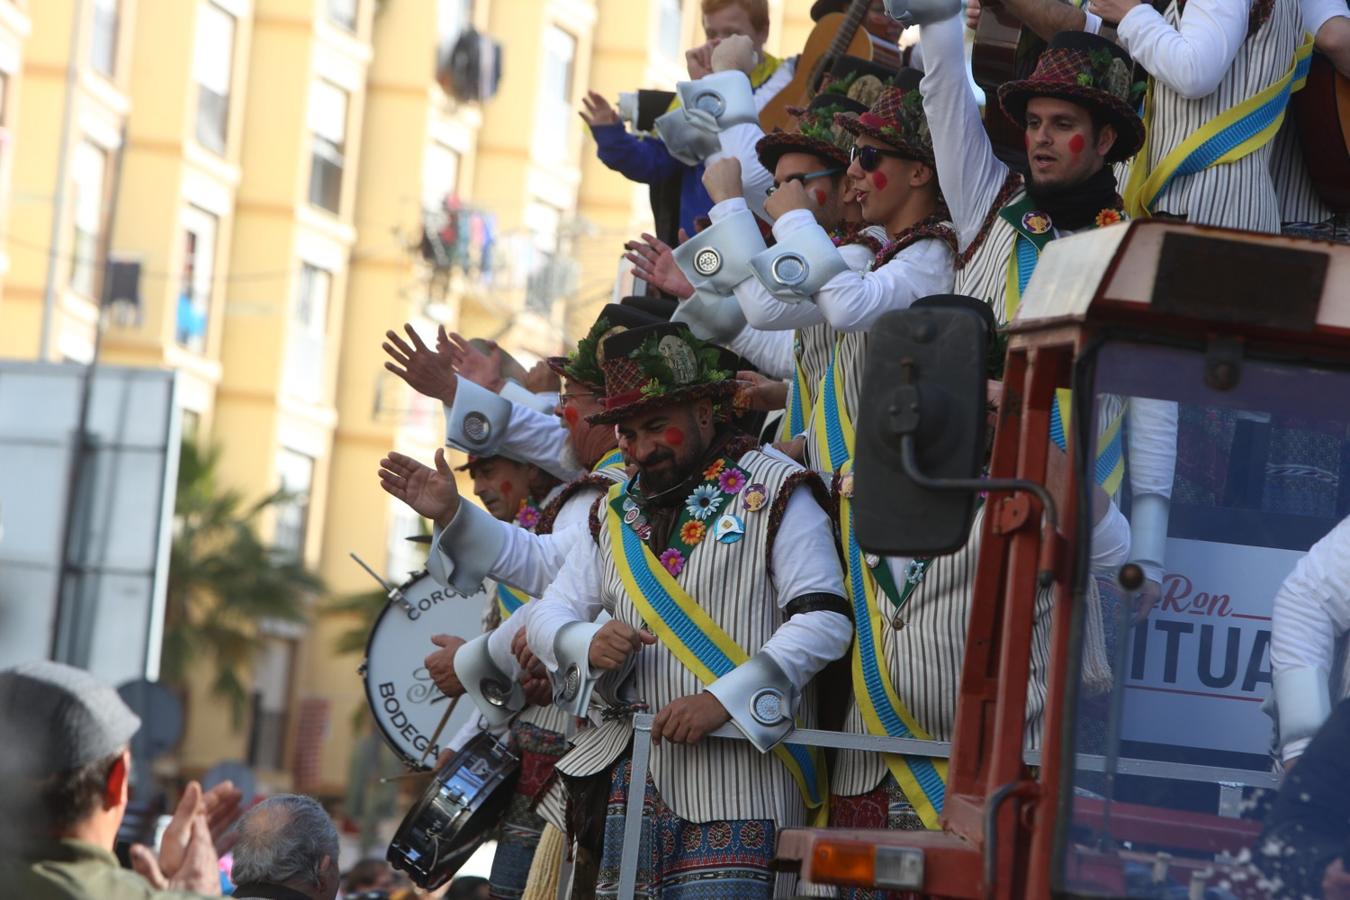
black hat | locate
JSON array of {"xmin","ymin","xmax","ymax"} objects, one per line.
[
  {"xmin": 587, "ymin": 323, "xmax": 738, "ymax": 425},
  {"xmin": 547, "ymin": 303, "xmax": 666, "ymax": 390}
]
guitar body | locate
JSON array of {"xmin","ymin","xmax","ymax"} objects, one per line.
[
  {"xmin": 971, "ymin": 7, "xmax": 1036, "ymax": 168},
  {"xmin": 760, "ymin": 12, "xmax": 875, "ymax": 133},
  {"xmin": 1293, "ymin": 52, "xmax": 1350, "ymax": 213}
]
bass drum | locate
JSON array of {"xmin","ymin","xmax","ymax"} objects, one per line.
[
  {"xmin": 387, "ymin": 729, "xmax": 520, "ymax": 889},
  {"xmin": 360, "ymin": 570, "xmax": 491, "ymax": 769}
]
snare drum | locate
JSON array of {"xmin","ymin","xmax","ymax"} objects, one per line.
[
  {"xmin": 360, "ymin": 569, "xmax": 491, "ymax": 769},
  {"xmin": 387, "ymin": 729, "xmax": 520, "ymax": 889}
]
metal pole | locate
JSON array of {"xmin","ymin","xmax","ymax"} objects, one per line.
[{"xmin": 38, "ymin": 0, "xmax": 87, "ymax": 362}]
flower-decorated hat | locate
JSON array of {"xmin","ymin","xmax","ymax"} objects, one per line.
[
  {"xmin": 755, "ymin": 65, "xmax": 892, "ymax": 174},
  {"xmin": 997, "ymin": 31, "xmax": 1144, "ymax": 164},
  {"xmin": 835, "ymin": 67, "xmax": 935, "ymax": 166},
  {"xmin": 587, "ymin": 323, "xmax": 738, "ymax": 425},
  {"xmin": 547, "ymin": 302, "xmax": 666, "ymax": 391}
]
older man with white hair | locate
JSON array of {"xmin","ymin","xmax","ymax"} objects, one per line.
[{"xmin": 228, "ymin": 795, "xmax": 340, "ymax": 900}]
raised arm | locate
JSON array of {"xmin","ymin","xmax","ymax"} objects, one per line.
[
  {"xmin": 919, "ymin": 13, "xmax": 1014, "ymax": 247},
  {"xmin": 1101, "ymin": 0, "xmax": 1247, "ymax": 99}
]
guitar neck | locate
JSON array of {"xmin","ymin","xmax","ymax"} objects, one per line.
[{"xmin": 825, "ymin": 0, "xmax": 872, "ymax": 59}]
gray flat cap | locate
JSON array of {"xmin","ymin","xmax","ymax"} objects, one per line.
[{"xmin": 0, "ymin": 660, "xmax": 141, "ymax": 776}]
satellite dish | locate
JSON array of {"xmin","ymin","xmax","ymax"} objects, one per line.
[{"xmin": 117, "ymin": 679, "xmax": 184, "ymax": 761}]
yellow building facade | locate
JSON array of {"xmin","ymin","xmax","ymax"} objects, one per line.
[{"xmin": 0, "ymin": 0, "xmax": 821, "ymax": 798}]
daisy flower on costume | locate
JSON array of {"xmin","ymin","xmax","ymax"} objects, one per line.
[
  {"xmin": 718, "ymin": 469, "xmax": 747, "ymax": 495},
  {"xmin": 686, "ymin": 484, "xmax": 724, "ymax": 520},
  {"xmin": 680, "ymin": 520, "xmax": 706, "ymax": 545},
  {"xmin": 515, "ymin": 505, "xmax": 541, "ymax": 529},
  {"xmin": 703, "ymin": 459, "xmax": 726, "ymax": 480},
  {"xmin": 659, "ymin": 548, "xmax": 686, "ymax": 576}
]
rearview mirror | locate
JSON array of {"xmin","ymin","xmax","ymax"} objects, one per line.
[{"xmin": 855, "ymin": 301, "xmax": 989, "ymax": 556}]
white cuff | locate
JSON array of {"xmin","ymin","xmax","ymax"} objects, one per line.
[
  {"xmin": 454, "ymin": 633, "xmax": 525, "ymax": 727},
  {"xmin": 499, "ymin": 379, "xmax": 557, "ymax": 416},
  {"xmin": 769, "ymin": 208, "xmax": 818, "ymax": 238},
  {"xmin": 1274, "ymin": 665, "xmax": 1332, "ymax": 753},
  {"xmin": 671, "ymin": 288, "xmax": 749, "ymax": 343},
  {"xmin": 429, "ymin": 502, "xmax": 507, "ymax": 596},
  {"xmin": 749, "ymin": 224, "xmax": 849, "ymax": 301},
  {"xmin": 673, "ymin": 208, "xmax": 766, "ymax": 294},
  {"xmin": 444, "ymin": 377, "xmax": 512, "ymax": 456},
  {"xmin": 705, "ymin": 652, "xmax": 798, "ymax": 753},
  {"xmin": 709, "ymin": 196, "xmax": 750, "ymax": 223},
  {"xmin": 1129, "ymin": 493, "xmax": 1170, "ymax": 585}
]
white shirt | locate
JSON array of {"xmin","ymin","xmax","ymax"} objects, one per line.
[
  {"xmin": 919, "ymin": 14, "xmax": 1010, "ymax": 252},
  {"xmin": 1117, "ymin": 0, "xmax": 1250, "ymax": 100},
  {"xmin": 1303, "ymin": 0, "xmax": 1349, "ymax": 36},
  {"xmin": 499, "ymin": 402, "xmax": 584, "ymax": 483},
  {"xmin": 523, "ymin": 483, "xmax": 853, "ymax": 692},
  {"xmin": 1271, "ymin": 514, "xmax": 1350, "ymax": 759},
  {"xmin": 770, "ymin": 210, "xmax": 956, "ymax": 332}
]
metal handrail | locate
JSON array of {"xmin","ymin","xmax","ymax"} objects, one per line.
[{"xmin": 613, "ymin": 714, "xmax": 1279, "ymax": 899}]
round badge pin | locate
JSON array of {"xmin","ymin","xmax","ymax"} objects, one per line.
[
  {"xmin": 839, "ymin": 471, "xmax": 855, "ymax": 498},
  {"xmin": 1022, "ymin": 210, "xmax": 1052, "ymax": 235},
  {"xmin": 714, "ymin": 513, "xmax": 745, "ymax": 544},
  {"xmin": 742, "ymin": 484, "xmax": 768, "ymax": 512},
  {"xmin": 623, "ymin": 507, "xmax": 640, "ymax": 525}
]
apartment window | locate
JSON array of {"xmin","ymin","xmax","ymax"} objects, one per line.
[
  {"xmin": 193, "ymin": 2, "xmax": 236, "ymax": 154},
  {"xmin": 307, "ymin": 81, "xmax": 348, "ymax": 214},
  {"xmin": 534, "ymin": 27, "xmax": 577, "ymax": 161},
  {"xmin": 273, "ymin": 448, "xmax": 315, "ymax": 558},
  {"xmin": 656, "ymin": 0, "xmax": 684, "ymax": 62},
  {"xmin": 91, "ymin": 0, "xmax": 119, "ymax": 77},
  {"xmin": 247, "ymin": 637, "xmax": 296, "ymax": 772},
  {"xmin": 327, "ymin": 0, "xmax": 358, "ymax": 31},
  {"xmin": 176, "ymin": 208, "xmax": 218, "ymax": 353},
  {"xmin": 69, "ymin": 141, "xmax": 108, "ymax": 299},
  {"xmin": 283, "ymin": 263, "xmax": 331, "ymax": 402}
]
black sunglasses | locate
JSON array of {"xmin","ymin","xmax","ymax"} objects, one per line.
[
  {"xmin": 766, "ymin": 166, "xmax": 845, "ymax": 195},
  {"xmin": 850, "ymin": 144, "xmax": 912, "ymax": 172}
]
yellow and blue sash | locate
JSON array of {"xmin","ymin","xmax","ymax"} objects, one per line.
[
  {"xmin": 778, "ymin": 343, "xmax": 811, "ymax": 442},
  {"xmin": 592, "ymin": 448, "xmax": 625, "ymax": 475},
  {"xmin": 604, "ymin": 484, "xmax": 828, "ymax": 814},
  {"xmin": 496, "ymin": 583, "xmax": 530, "ymax": 621},
  {"xmin": 811, "ymin": 338, "xmax": 947, "ymax": 825},
  {"xmin": 1124, "ymin": 33, "xmax": 1314, "ymax": 218},
  {"xmin": 1000, "ymin": 197, "xmax": 1126, "ymax": 492}
]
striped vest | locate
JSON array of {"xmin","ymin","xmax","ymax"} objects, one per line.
[{"xmin": 554, "ymin": 450, "xmax": 816, "ymax": 824}]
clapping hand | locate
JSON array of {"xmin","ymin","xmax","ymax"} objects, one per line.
[
  {"xmin": 624, "ymin": 232, "xmax": 694, "ymax": 300},
  {"xmin": 378, "ymin": 449, "xmax": 461, "ymax": 528},
  {"xmin": 425, "ymin": 634, "xmax": 467, "ymax": 697},
  {"xmin": 129, "ymin": 781, "xmax": 223, "ymax": 896}
]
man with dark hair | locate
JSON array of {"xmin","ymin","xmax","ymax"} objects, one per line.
[
  {"xmin": 229, "ymin": 794, "xmax": 340, "ymax": 900},
  {"xmin": 0, "ymin": 660, "xmax": 232, "ymax": 898}
]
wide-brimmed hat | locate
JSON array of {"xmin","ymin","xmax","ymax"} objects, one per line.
[
  {"xmin": 546, "ymin": 303, "xmax": 666, "ymax": 390},
  {"xmin": 587, "ymin": 323, "xmax": 738, "ymax": 425},
  {"xmin": 997, "ymin": 31, "xmax": 1144, "ymax": 164},
  {"xmin": 835, "ymin": 68, "xmax": 934, "ymax": 166},
  {"xmin": 756, "ymin": 64, "xmax": 891, "ymax": 173}
]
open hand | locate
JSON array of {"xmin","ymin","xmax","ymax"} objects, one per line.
[
  {"xmin": 524, "ymin": 359, "xmax": 561, "ymax": 394},
  {"xmin": 440, "ymin": 329, "xmax": 504, "ymax": 392},
  {"xmin": 702, "ymin": 157, "xmax": 744, "ymax": 205},
  {"xmin": 425, "ymin": 634, "xmax": 467, "ymax": 697},
  {"xmin": 384, "ymin": 324, "xmax": 457, "ymax": 405},
  {"xmin": 378, "ymin": 449, "xmax": 461, "ymax": 528},
  {"xmin": 764, "ymin": 178, "xmax": 815, "ymax": 220},
  {"xmin": 651, "ymin": 692, "xmax": 731, "ymax": 745},
  {"xmin": 686, "ymin": 42, "xmax": 715, "ymax": 80},
  {"xmin": 624, "ymin": 233, "xmax": 695, "ymax": 299},
  {"xmin": 588, "ymin": 620, "xmax": 656, "ymax": 671},
  {"xmin": 201, "ymin": 780, "xmax": 243, "ymax": 855},
  {"xmin": 130, "ymin": 781, "xmax": 222, "ymax": 896},
  {"xmin": 580, "ymin": 90, "xmax": 620, "ymax": 128}
]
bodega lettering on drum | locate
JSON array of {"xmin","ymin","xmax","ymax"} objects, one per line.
[{"xmin": 379, "ymin": 681, "xmax": 439, "ymax": 756}]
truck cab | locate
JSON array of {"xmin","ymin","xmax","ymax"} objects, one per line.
[{"xmin": 775, "ymin": 220, "xmax": 1350, "ymax": 898}]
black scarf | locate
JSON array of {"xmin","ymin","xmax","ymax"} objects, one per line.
[{"xmin": 1025, "ymin": 165, "xmax": 1121, "ymax": 233}]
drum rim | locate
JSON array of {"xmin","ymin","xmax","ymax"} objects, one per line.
[{"xmin": 360, "ymin": 568, "xmax": 439, "ymax": 771}]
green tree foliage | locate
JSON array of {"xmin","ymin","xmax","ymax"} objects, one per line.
[{"xmin": 162, "ymin": 439, "xmax": 324, "ymax": 726}]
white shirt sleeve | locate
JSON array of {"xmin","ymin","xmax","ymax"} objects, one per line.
[
  {"xmin": 711, "ymin": 122, "xmax": 775, "ymax": 220},
  {"xmin": 812, "ymin": 238, "xmax": 957, "ymax": 332},
  {"xmin": 1304, "ymin": 0, "xmax": 1349, "ymax": 36},
  {"xmin": 500, "ymin": 403, "xmax": 584, "ymax": 483},
  {"xmin": 1125, "ymin": 398, "xmax": 1177, "ymax": 584},
  {"xmin": 1088, "ymin": 499, "xmax": 1132, "ymax": 572},
  {"xmin": 491, "ymin": 494, "xmax": 600, "ymax": 595},
  {"xmin": 727, "ymin": 326, "xmax": 797, "ymax": 379},
  {"xmin": 919, "ymin": 14, "xmax": 1012, "ymax": 249},
  {"xmin": 1116, "ymin": 0, "xmax": 1249, "ymax": 100},
  {"xmin": 526, "ymin": 537, "xmax": 608, "ymax": 673},
  {"xmin": 756, "ymin": 484, "xmax": 853, "ymax": 690},
  {"xmin": 734, "ymin": 275, "xmax": 827, "ymax": 331}
]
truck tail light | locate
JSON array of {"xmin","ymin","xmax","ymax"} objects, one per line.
[{"xmin": 809, "ymin": 840, "xmax": 925, "ymax": 891}]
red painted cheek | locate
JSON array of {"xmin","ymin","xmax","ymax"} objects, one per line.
[
  {"xmin": 813, "ymin": 189, "xmax": 827, "ymax": 205},
  {"xmin": 870, "ymin": 171, "xmax": 888, "ymax": 191},
  {"xmin": 1068, "ymin": 134, "xmax": 1085, "ymax": 155},
  {"xmin": 499, "ymin": 481, "xmax": 514, "ymax": 495},
  {"xmin": 663, "ymin": 427, "xmax": 685, "ymax": 447},
  {"xmin": 563, "ymin": 406, "xmax": 579, "ymax": 425}
]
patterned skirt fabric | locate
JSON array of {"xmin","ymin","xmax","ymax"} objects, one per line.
[
  {"xmin": 489, "ymin": 721, "xmax": 569, "ymax": 900},
  {"xmin": 828, "ymin": 774, "xmax": 923, "ymax": 900},
  {"xmin": 595, "ymin": 758, "xmax": 777, "ymax": 899}
]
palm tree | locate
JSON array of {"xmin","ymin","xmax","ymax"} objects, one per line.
[{"xmin": 162, "ymin": 438, "xmax": 324, "ymax": 726}]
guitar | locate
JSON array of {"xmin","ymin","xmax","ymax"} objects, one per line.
[
  {"xmin": 970, "ymin": 2, "xmax": 1040, "ymax": 166},
  {"xmin": 1293, "ymin": 52, "xmax": 1350, "ymax": 213},
  {"xmin": 760, "ymin": 0, "xmax": 878, "ymax": 132}
]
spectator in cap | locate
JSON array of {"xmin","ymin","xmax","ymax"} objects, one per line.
[
  {"xmin": 0, "ymin": 660, "xmax": 237, "ymax": 898},
  {"xmin": 228, "ymin": 795, "xmax": 340, "ymax": 900}
]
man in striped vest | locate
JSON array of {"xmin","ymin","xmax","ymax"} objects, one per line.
[{"xmin": 517, "ymin": 322, "xmax": 851, "ymax": 899}]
